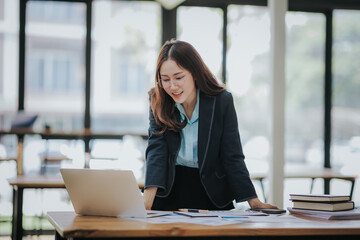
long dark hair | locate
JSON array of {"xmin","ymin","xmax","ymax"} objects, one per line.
[{"xmin": 149, "ymin": 39, "xmax": 225, "ymax": 134}]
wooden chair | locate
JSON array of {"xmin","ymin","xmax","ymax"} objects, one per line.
[{"xmin": 39, "ymin": 144, "xmax": 71, "ymax": 175}]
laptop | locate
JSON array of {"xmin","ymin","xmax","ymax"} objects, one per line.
[{"xmin": 60, "ymin": 168, "xmax": 147, "ymax": 218}]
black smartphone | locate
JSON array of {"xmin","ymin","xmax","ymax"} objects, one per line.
[{"xmin": 250, "ymin": 208, "xmax": 286, "ymax": 214}]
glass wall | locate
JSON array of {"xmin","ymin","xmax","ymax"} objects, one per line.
[
  {"xmin": 91, "ymin": 1, "xmax": 161, "ymax": 134},
  {"xmin": 285, "ymin": 12, "xmax": 325, "ymax": 166},
  {"xmin": 227, "ymin": 5, "xmax": 270, "ymax": 175},
  {"xmin": 282, "ymin": 12, "xmax": 326, "ymax": 207},
  {"xmin": 0, "ymin": 0, "xmax": 4, "ymax": 20},
  {"xmin": 0, "ymin": 0, "xmax": 19, "ymax": 170},
  {"xmin": 0, "ymin": 33, "xmax": 3, "ymax": 99},
  {"xmin": 177, "ymin": 6, "xmax": 223, "ymax": 82},
  {"xmin": 0, "ymin": 0, "xmax": 18, "ymax": 124},
  {"xmin": 25, "ymin": 1, "xmax": 86, "ymax": 131},
  {"xmin": 0, "ymin": 0, "xmax": 359, "ymax": 234},
  {"xmin": 0, "ymin": 0, "xmax": 20, "ymax": 232},
  {"xmin": 333, "ymin": 10, "xmax": 360, "ymax": 176}
]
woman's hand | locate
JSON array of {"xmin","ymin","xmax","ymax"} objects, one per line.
[
  {"xmin": 143, "ymin": 187, "xmax": 158, "ymax": 210},
  {"xmin": 247, "ymin": 197, "xmax": 278, "ymax": 209}
]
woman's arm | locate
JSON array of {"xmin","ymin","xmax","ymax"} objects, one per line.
[
  {"xmin": 143, "ymin": 187, "xmax": 158, "ymax": 210},
  {"xmin": 145, "ymin": 108, "xmax": 168, "ymax": 193},
  {"xmin": 248, "ymin": 197, "xmax": 278, "ymax": 209}
]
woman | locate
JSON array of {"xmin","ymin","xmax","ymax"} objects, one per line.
[{"xmin": 143, "ymin": 39, "xmax": 276, "ymax": 211}]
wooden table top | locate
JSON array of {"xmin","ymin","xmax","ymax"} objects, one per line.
[
  {"xmin": 0, "ymin": 128, "xmax": 147, "ymax": 139},
  {"xmin": 47, "ymin": 211, "xmax": 360, "ymax": 239},
  {"xmin": 7, "ymin": 175, "xmax": 145, "ymax": 189},
  {"xmin": 250, "ymin": 164, "xmax": 358, "ymax": 181},
  {"xmin": 7, "ymin": 175, "xmax": 65, "ymax": 188}
]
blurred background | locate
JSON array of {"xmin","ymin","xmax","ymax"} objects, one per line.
[{"xmin": 0, "ymin": 0, "xmax": 359, "ymax": 238}]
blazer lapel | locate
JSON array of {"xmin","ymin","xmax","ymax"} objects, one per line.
[{"xmin": 198, "ymin": 91, "xmax": 216, "ymax": 171}]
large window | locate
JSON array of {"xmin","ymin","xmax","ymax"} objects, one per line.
[
  {"xmin": 27, "ymin": 0, "xmax": 84, "ymax": 24},
  {"xmin": 0, "ymin": 0, "xmax": 18, "ymax": 124},
  {"xmin": 91, "ymin": 0, "xmax": 161, "ymax": 133},
  {"xmin": 0, "ymin": 34, "xmax": 3, "ymax": 98},
  {"xmin": 225, "ymin": 5, "xmax": 270, "ymax": 203},
  {"xmin": 25, "ymin": 1, "xmax": 86, "ymax": 131},
  {"xmin": 282, "ymin": 12, "xmax": 326, "ymax": 206},
  {"xmin": 333, "ymin": 10, "xmax": 360, "ymax": 174},
  {"xmin": 0, "ymin": 1, "xmax": 19, "ymax": 230},
  {"xmin": 27, "ymin": 38, "xmax": 83, "ymax": 94},
  {"xmin": 285, "ymin": 12, "xmax": 325, "ymax": 166},
  {"xmin": 0, "ymin": 0, "xmax": 4, "ymax": 21},
  {"xmin": 0, "ymin": 0, "xmax": 4, "ymax": 20},
  {"xmin": 177, "ymin": 6, "xmax": 223, "ymax": 82},
  {"xmin": 112, "ymin": 49, "xmax": 147, "ymax": 97},
  {"xmin": 227, "ymin": 5, "xmax": 270, "ymax": 173}
]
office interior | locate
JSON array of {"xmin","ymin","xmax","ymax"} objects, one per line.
[{"xmin": 0, "ymin": 0, "xmax": 359, "ymax": 238}]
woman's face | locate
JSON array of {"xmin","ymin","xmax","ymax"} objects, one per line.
[{"xmin": 159, "ymin": 59, "xmax": 196, "ymax": 106}]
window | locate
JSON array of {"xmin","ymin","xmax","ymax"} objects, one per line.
[
  {"xmin": 27, "ymin": 38, "xmax": 83, "ymax": 94},
  {"xmin": 112, "ymin": 50, "xmax": 147, "ymax": 97},
  {"xmin": 227, "ymin": 5, "xmax": 270, "ymax": 169},
  {"xmin": 0, "ymin": 0, "xmax": 18, "ymax": 124},
  {"xmin": 0, "ymin": 34, "xmax": 3, "ymax": 98},
  {"xmin": 91, "ymin": 0, "xmax": 161, "ymax": 133},
  {"xmin": 285, "ymin": 12, "xmax": 325, "ymax": 165},
  {"xmin": 332, "ymin": 10, "xmax": 360, "ymax": 173},
  {"xmin": 177, "ymin": 6, "xmax": 223, "ymax": 82},
  {"xmin": 0, "ymin": 0, "xmax": 4, "ymax": 20},
  {"xmin": 27, "ymin": 0, "xmax": 84, "ymax": 24},
  {"xmin": 25, "ymin": 1, "xmax": 86, "ymax": 131}
]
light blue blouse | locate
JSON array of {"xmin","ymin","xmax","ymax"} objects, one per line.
[{"xmin": 175, "ymin": 89, "xmax": 200, "ymax": 168}]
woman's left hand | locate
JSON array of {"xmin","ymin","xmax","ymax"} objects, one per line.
[{"xmin": 248, "ymin": 197, "xmax": 278, "ymax": 209}]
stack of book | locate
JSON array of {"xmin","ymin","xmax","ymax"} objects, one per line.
[
  {"xmin": 288, "ymin": 207, "xmax": 360, "ymax": 220},
  {"xmin": 289, "ymin": 194, "xmax": 354, "ymax": 211}
]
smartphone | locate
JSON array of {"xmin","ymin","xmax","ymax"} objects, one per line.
[{"xmin": 250, "ymin": 208, "xmax": 286, "ymax": 214}]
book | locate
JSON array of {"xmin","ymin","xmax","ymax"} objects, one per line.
[
  {"xmin": 291, "ymin": 200, "xmax": 354, "ymax": 211},
  {"xmin": 288, "ymin": 207, "xmax": 360, "ymax": 220},
  {"xmin": 289, "ymin": 194, "xmax": 350, "ymax": 202}
]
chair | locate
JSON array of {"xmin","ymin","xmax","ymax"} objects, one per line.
[{"xmin": 39, "ymin": 138, "xmax": 71, "ymax": 175}]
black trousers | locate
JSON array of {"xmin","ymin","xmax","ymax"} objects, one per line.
[{"xmin": 152, "ymin": 165, "xmax": 234, "ymax": 211}]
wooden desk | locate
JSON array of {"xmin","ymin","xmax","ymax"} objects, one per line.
[
  {"xmin": 8, "ymin": 175, "xmax": 65, "ymax": 240},
  {"xmin": 47, "ymin": 211, "xmax": 360, "ymax": 240},
  {"xmin": 40, "ymin": 129, "xmax": 147, "ymax": 168},
  {"xmin": 0, "ymin": 128, "xmax": 147, "ymax": 171},
  {"xmin": 250, "ymin": 165, "xmax": 358, "ymax": 202},
  {"xmin": 7, "ymin": 175, "xmax": 145, "ymax": 240},
  {"xmin": 286, "ymin": 165, "xmax": 357, "ymax": 198}
]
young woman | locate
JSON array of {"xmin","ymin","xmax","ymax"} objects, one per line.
[{"xmin": 143, "ymin": 39, "xmax": 277, "ymax": 211}]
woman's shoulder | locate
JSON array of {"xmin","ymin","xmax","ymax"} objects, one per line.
[
  {"xmin": 200, "ymin": 89, "xmax": 232, "ymax": 99},
  {"xmin": 214, "ymin": 89, "xmax": 234, "ymax": 103},
  {"xmin": 200, "ymin": 89, "xmax": 234, "ymax": 109}
]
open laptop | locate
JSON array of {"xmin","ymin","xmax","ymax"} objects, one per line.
[{"xmin": 60, "ymin": 168, "xmax": 147, "ymax": 218}]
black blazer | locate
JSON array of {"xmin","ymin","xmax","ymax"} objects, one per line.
[{"xmin": 145, "ymin": 90, "xmax": 257, "ymax": 208}]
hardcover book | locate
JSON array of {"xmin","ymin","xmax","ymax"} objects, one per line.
[
  {"xmin": 291, "ymin": 200, "xmax": 354, "ymax": 212},
  {"xmin": 289, "ymin": 194, "xmax": 350, "ymax": 202}
]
